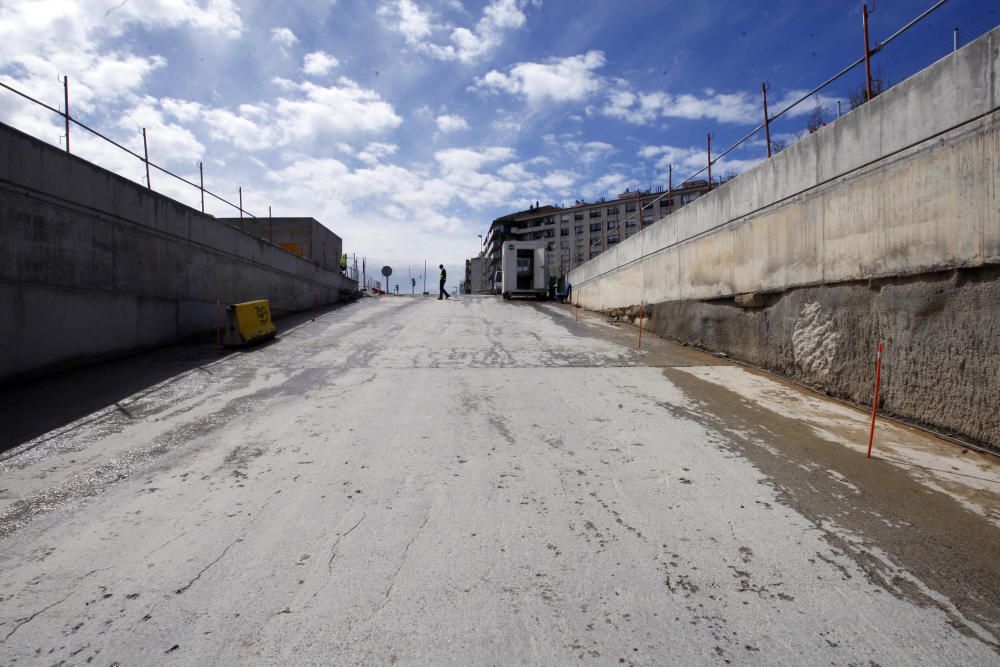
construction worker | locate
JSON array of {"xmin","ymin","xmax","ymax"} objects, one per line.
[{"xmin": 438, "ymin": 264, "xmax": 450, "ymax": 300}]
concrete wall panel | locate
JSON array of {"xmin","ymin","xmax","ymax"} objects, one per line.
[
  {"xmin": 0, "ymin": 122, "xmax": 355, "ymax": 384},
  {"xmin": 566, "ymin": 26, "xmax": 1000, "ymax": 447}
]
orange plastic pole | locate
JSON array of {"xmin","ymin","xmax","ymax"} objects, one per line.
[
  {"xmin": 637, "ymin": 301, "xmax": 644, "ymax": 350},
  {"xmin": 866, "ymin": 341, "xmax": 884, "ymax": 459}
]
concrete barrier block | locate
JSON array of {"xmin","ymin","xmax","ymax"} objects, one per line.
[{"xmin": 223, "ymin": 299, "xmax": 277, "ymax": 346}]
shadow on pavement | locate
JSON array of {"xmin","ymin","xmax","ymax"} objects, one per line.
[{"xmin": 0, "ymin": 301, "xmax": 355, "ymax": 455}]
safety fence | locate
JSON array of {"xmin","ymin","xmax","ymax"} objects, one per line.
[
  {"xmin": 0, "ymin": 0, "xmax": 993, "ymax": 233},
  {"xmin": 0, "ymin": 78, "xmax": 260, "ymax": 221},
  {"xmin": 619, "ymin": 0, "xmax": 991, "ymax": 229}
]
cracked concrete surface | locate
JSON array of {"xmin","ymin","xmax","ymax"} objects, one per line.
[{"xmin": 0, "ymin": 295, "xmax": 998, "ymax": 665}]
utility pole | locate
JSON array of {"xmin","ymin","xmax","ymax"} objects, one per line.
[
  {"xmin": 668, "ymin": 165, "xmax": 673, "ymax": 215},
  {"xmin": 863, "ymin": 3, "xmax": 874, "ymax": 102},
  {"xmin": 706, "ymin": 133, "xmax": 713, "ymax": 190},
  {"xmin": 762, "ymin": 82, "xmax": 772, "ymax": 158},
  {"xmin": 62, "ymin": 76, "xmax": 70, "ymax": 154},
  {"xmin": 142, "ymin": 128, "xmax": 150, "ymax": 190}
]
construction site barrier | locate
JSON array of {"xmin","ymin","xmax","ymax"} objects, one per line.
[{"xmin": 223, "ymin": 299, "xmax": 276, "ymax": 347}]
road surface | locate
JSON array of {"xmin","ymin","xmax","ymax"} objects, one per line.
[{"xmin": 1, "ymin": 295, "xmax": 999, "ymax": 665}]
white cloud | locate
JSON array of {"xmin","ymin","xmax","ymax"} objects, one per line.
[
  {"xmin": 475, "ymin": 51, "xmax": 605, "ymax": 105},
  {"xmin": 602, "ymin": 85, "xmax": 847, "ymax": 127},
  {"xmin": 118, "ymin": 97, "xmax": 206, "ymax": 165},
  {"xmin": 542, "ymin": 170, "xmax": 577, "ymax": 190},
  {"xmin": 436, "ymin": 114, "xmax": 470, "ymax": 133},
  {"xmin": 379, "ymin": 0, "xmax": 535, "ymax": 63},
  {"xmin": 581, "ymin": 173, "xmax": 628, "ymax": 199},
  {"xmin": 303, "ymin": 51, "xmax": 340, "ymax": 76},
  {"xmin": 162, "ymin": 77, "xmax": 401, "ymax": 153},
  {"xmin": 602, "ymin": 85, "xmax": 759, "ymax": 125},
  {"xmin": 435, "ymin": 146, "xmax": 515, "ymax": 173},
  {"xmin": 639, "ymin": 144, "xmax": 704, "ymax": 172},
  {"xmin": 270, "ymin": 27, "xmax": 299, "ymax": 49},
  {"xmin": 274, "ymin": 79, "xmax": 403, "ymax": 142},
  {"xmin": 562, "ymin": 140, "xmax": 614, "ymax": 165},
  {"xmin": 357, "ymin": 142, "xmax": 399, "ymax": 165},
  {"xmin": 377, "ymin": 0, "xmax": 434, "ymax": 43}
]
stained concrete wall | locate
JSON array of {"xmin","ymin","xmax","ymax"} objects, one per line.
[
  {"xmin": 568, "ymin": 27, "xmax": 1000, "ymax": 447},
  {"xmin": 219, "ymin": 217, "xmax": 343, "ymax": 273},
  {"xmin": 0, "ymin": 122, "xmax": 356, "ymax": 384}
]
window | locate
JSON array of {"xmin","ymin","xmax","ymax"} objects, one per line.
[
  {"xmin": 589, "ymin": 209, "xmax": 601, "ymax": 218},
  {"xmin": 590, "ymin": 237, "xmax": 602, "ymax": 248},
  {"xmin": 608, "ymin": 234, "xmax": 620, "ymax": 245},
  {"xmin": 560, "ymin": 228, "xmax": 569, "ymax": 236},
  {"xmin": 625, "ymin": 203, "xmax": 637, "ymax": 213},
  {"xmin": 546, "ymin": 242, "xmax": 554, "ymax": 251},
  {"xmin": 531, "ymin": 231, "xmax": 541, "ymax": 240},
  {"xmin": 590, "ymin": 222, "xmax": 601, "ymax": 233},
  {"xmin": 625, "ymin": 219, "xmax": 637, "ymax": 228},
  {"xmin": 577, "ymin": 254, "xmax": 585, "ymax": 263},
  {"xmin": 574, "ymin": 212, "xmax": 584, "ymax": 220},
  {"xmin": 607, "ymin": 220, "xmax": 617, "ymax": 230},
  {"xmin": 560, "ymin": 240, "xmax": 569, "ymax": 249},
  {"xmin": 590, "ymin": 249, "xmax": 601, "ymax": 258},
  {"xmin": 660, "ymin": 199, "xmax": 670, "ymax": 207},
  {"xmin": 544, "ymin": 230, "xmax": 554, "ymax": 238},
  {"xmin": 606, "ymin": 206, "xmax": 619, "ymax": 215},
  {"xmin": 561, "ymin": 215, "xmax": 569, "ymax": 222},
  {"xmin": 575, "ymin": 225, "xmax": 584, "ymax": 234},
  {"xmin": 642, "ymin": 216, "xmax": 653, "ymax": 225}
]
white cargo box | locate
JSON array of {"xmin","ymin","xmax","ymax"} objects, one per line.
[{"xmin": 501, "ymin": 241, "xmax": 548, "ymax": 299}]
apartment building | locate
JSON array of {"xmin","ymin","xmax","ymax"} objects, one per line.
[{"xmin": 481, "ymin": 181, "xmax": 711, "ymax": 282}]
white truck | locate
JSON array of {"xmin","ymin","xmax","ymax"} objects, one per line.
[{"xmin": 500, "ymin": 240, "xmax": 548, "ymax": 299}]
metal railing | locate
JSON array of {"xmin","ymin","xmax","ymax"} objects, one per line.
[
  {"xmin": 0, "ymin": 78, "xmax": 257, "ymax": 220},
  {"xmin": 618, "ymin": 0, "xmax": 962, "ymax": 231}
]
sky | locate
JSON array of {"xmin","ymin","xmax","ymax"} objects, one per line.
[{"xmin": 0, "ymin": 0, "xmax": 996, "ymax": 288}]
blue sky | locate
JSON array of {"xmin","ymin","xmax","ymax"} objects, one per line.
[{"xmin": 0, "ymin": 0, "xmax": 996, "ymax": 286}]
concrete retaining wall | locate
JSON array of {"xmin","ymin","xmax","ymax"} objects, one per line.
[
  {"xmin": 568, "ymin": 27, "xmax": 1000, "ymax": 447},
  {"xmin": 0, "ymin": 122, "xmax": 356, "ymax": 384}
]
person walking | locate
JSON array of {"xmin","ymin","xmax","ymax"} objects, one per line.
[{"xmin": 438, "ymin": 264, "xmax": 450, "ymax": 300}]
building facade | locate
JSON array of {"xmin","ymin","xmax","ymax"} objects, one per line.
[
  {"xmin": 464, "ymin": 256, "xmax": 486, "ymax": 293},
  {"xmin": 481, "ymin": 182, "xmax": 711, "ymax": 283}
]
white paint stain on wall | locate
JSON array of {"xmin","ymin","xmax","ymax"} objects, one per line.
[{"xmin": 792, "ymin": 301, "xmax": 839, "ymax": 379}]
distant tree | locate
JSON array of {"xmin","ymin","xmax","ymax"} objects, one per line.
[
  {"xmin": 849, "ymin": 68, "xmax": 890, "ymax": 109},
  {"xmin": 806, "ymin": 96, "xmax": 827, "ymax": 134}
]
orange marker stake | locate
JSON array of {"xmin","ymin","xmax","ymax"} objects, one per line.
[
  {"xmin": 637, "ymin": 301, "xmax": 644, "ymax": 351},
  {"xmin": 866, "ymin": 341, "xmax": 884, "ymax": 459}
]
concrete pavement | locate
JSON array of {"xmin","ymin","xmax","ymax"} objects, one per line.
[{"xmin": 1, "ymin": 295, "xmax": 998, "ymax": 665}]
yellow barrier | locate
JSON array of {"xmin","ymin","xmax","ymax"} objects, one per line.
[
  {"xmin": 223, "ymin": 299, "xmax": 277, "ymax": 346},
  {"xmin": 277, "ymin": 242, "xmax": 303, "ymax": 257}
]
